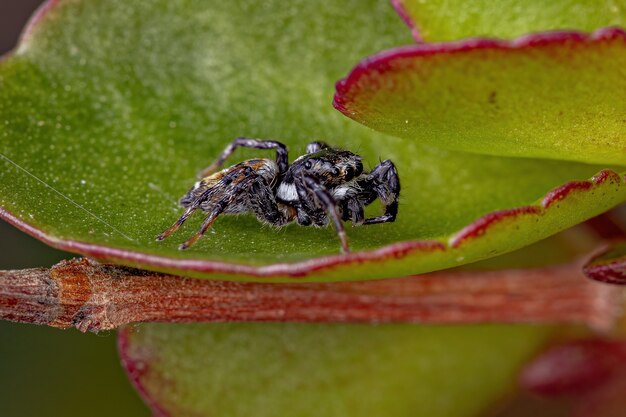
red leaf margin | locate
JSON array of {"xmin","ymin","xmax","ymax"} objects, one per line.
[
  {"xmin": 390, "ymin": 0, "xmax": 423, "ymax": 43},
  {"xmin": 118, "ymin": 331, "xmax": 172, "ymax": 417},
  {"xmin": 1, "ymin": 169, "xmax": 624, "ymax": 280},
  {"xmin": 583, "ymin": 241, "xmax": 626, "ymax": 285},
  {"xmin": 333, "ymin": 26, "xmax": 626, "ymax": 115}
]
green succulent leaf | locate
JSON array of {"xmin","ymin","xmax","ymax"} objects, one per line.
[
  {"xmin": 392, "ymin": 0, "xmax": 626, "ymax": 42},
  {"xmin": 334, "ymin": 28, "xmax": 626, "ymax": 165},
  {"xmin": 120, "ymin": 323, "xmax": 552, "ymax": 417},
  {"xmin": 1, "ymin": 0, "xmax": 625, "ymax": 281}
]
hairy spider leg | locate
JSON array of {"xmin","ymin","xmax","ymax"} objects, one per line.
[
  {"xmin": 198, "ymin": 137, "xmax": 289, "ymax": 178},
  {"xmin": 178, "ymin": 201, "xmax": 229, "ymax": 250},
  {"xmin": 179, "ymin": 175, "xmax": 258, "ymax": 249},
  {"xmin": 157, "ymin": 165, "xmax": 255, "ymax": 245},
  {"xmin": 294, "ymin": 180, "xmax": 327, "ymax": 227},
  {"xmin": 342, "ymin": 198, "xmax": 365, "ymax": 225},
  {"xmin": 247, "ymin": 180, "xmax": 295, "ymax": 226},
  {"xmin": 362, "ymin": 160, "xmax": 400, "ymax": 225},
  {"xmin": 156, "ymin": 183, "xmax": 216, "ymax": 242},
  {"xmin": 302, "ymin": 176, "xmax": 350, "ymax": 253},
  {"xmin": 305, "ymin": 141, "xmax": 330, "ymax": 154},
  {"xmin": 156, "ymin": 204, "xmax": 200, "ymax": 241}
]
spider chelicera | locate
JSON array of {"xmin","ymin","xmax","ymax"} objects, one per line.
[{"xmin": 156, "ymin": 137, "xmax": 400, "ymax": 253}]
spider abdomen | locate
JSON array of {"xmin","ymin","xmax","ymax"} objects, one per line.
[{"xmin": 180, "ymin": 158, "xmax": 278, "ymax": 208}]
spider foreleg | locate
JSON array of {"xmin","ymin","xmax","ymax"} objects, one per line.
[
  {"xmin": 198, "ymin": 137, "xmax": 289, "ymax": 178},
  {"xmin": 302, "ymin": 176, "xmax": 349, "ymax": 253},
  {"xmin": 341, "ymin": 198, "xmax": 365, "ymax": 225},
  {"xmin": 362, "ymin": 159, "xmax": 400, "ymax": 225},
  {"xmin": 295, "ymin": 180, "xmax": 328, "ymax": 227},
  {"xmin": 362, "ymin": 211, "xmax": 397, "ymax": 225}
]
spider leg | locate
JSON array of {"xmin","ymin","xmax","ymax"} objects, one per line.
[
  {"xmin": 305, "ymin": 141, "xmax": 330, "ymax": 154},
  {"xmin": 248, "ymin": 180, "xmax": 294, "ymax": 226},
  {"xmin": 361, "ymin": 159, "xmax": 400, "ymax": 225},
  {"xmin": 362, "ymin": 211, "xmax": 396, "ymax": 225},
  {"xmin": 341, "ymin": 198, "xmax": 365, "ymax": 225},
  {"xmin": 178, "ymin": 204, "xmax": 224, "ymax": 250},
  {"xmin": 157, "ymin": 176, "xmax": 226, "ymax": 241},
  {"xmin": 302, "ymin": 175, "xmax": 349, "ymax": 253},
  {"xmin": 295, "ymin": 181, "xmax": 327, "ymax": 227},
  {"xmin": 159, "ymin": 163, "xmax": 260, "ymax": 248},
  {"xmin": 156, "ymin": 204, "xmax": 199, "ymax": 241},
  {"xmin": 178, "ymin": 174, "xmax": 257, "ymax": 250},
  {"xmin": 296, "ymin": 210, "xmax": 313, "ymax": 226},
  {"xmin": 198, "ymin": 137, "xmax": 289, "ymax": 177}
]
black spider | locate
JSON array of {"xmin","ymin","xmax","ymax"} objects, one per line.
[{"xmin": 156, "ymin": 137, "xmax": 400, "ymax": 253}]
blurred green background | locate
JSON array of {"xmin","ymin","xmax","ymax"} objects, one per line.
[{"xmin": 0, "ymin": 1, "xmax": 148, "ymax": 415}]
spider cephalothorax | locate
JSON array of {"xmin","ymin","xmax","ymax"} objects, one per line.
[{"xmin": 157, "ymin": 138, "xmax": 400, "ymax": 252}]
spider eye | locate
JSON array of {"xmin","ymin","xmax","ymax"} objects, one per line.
[
  {"xmin": 345, "ymin": 167, "xmax": 354, "ymax": 181},
  {"xmin": 304, "ymin": 160, "xmax": 313, "ymax": 169},
  {"xmin": 355, "ymin": 161, "xmax": 363, "ymax": 177},
  {"xmin": 332, "ymin": 167, "xmax": 340, "ymax": 176}
]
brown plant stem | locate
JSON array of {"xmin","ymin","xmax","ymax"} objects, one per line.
[{"xmin": 0, "ymin": 257, "xmax": 622, "ymax": 333}]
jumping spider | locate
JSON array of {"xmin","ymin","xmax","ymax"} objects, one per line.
[{"xmin": 156, "ymin": 137, "xmax": 400, "ymax": 253}]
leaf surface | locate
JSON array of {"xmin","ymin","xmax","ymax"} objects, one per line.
[
  {"xmin": 0, "ymin": 0, "xmax": 625, "ymax": 281},
  {"xmin": 120, "ymin": 323, "xmax": 552, "ymax": 417},
  {"xmin": 334, "ymin": 28, "xmax": 626, "ymax": 165},
  {"xmin": 392, "ymin": 0, "xmax": 626, "ymax": 42}
]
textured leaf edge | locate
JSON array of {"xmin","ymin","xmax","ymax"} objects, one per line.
[
  {"xmin": 118, "ymin": 330, "xmax": 171, "ymax": 417},
  {"xmin": 334, "ymin": 26, "xmax": 626, "ymax": 116},
  {"xmin": 583, "ymin": 240, "xmax": 626, "ymax": 285},
  {"xmin": 1, "ymin": 169, "xmax": 624, "ymax": 280},
  {"xmin": 390, "ymin": 0, "xmax": 423, "ymax": 42}
]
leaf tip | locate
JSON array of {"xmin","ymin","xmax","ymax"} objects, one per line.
[
  {"xmin": 14, "ymin": 0, "xmax": 62, "ymax": 52},
  {"xmin": 583, "ymin": 241, "xmax": 626, "ymax": 285}
]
